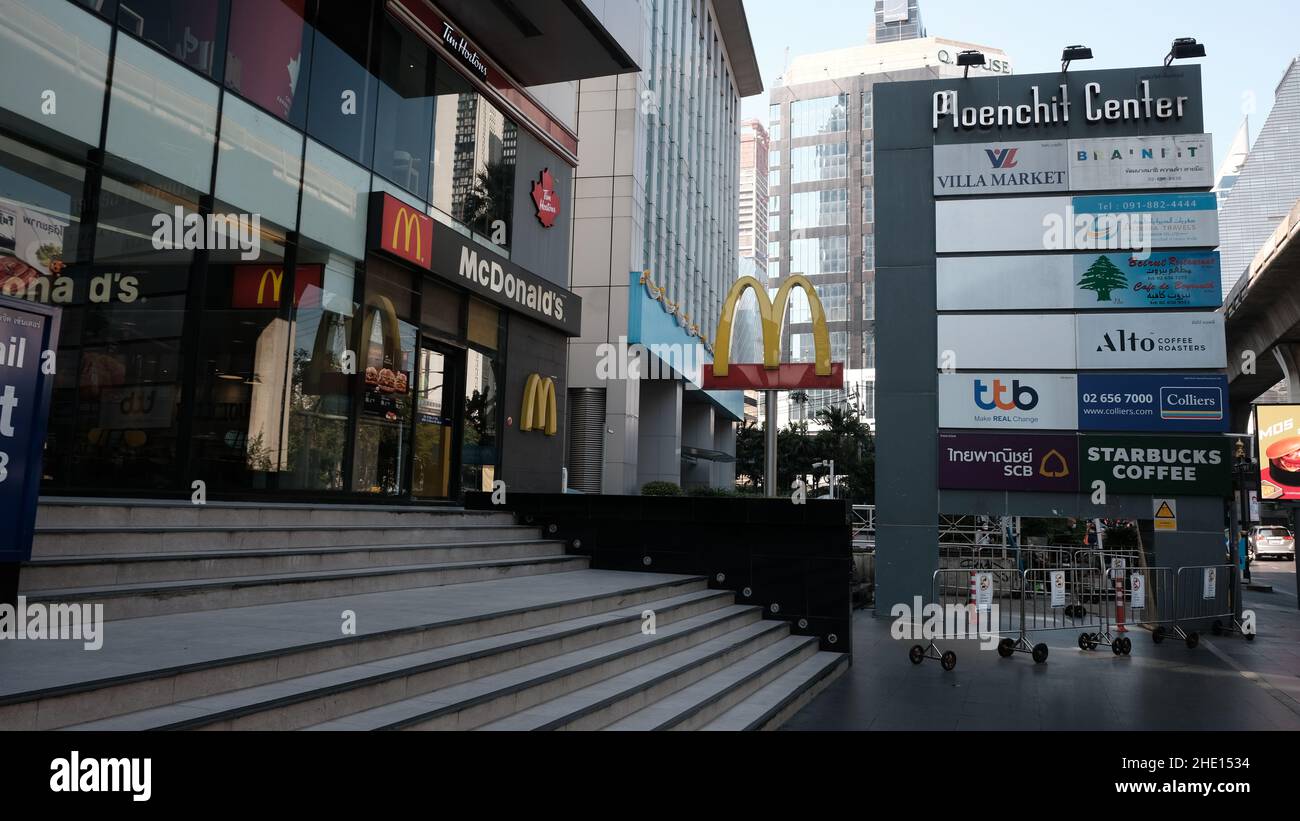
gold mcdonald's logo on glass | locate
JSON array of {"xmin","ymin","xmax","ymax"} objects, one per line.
[
  {"xmin": 713, "ymin": 274, "xmax": 832, "ymax": 377},
  {"xmin": 391, "ymin": 207, "xmax": 425, "ymax": 263},
  {"xmin": 521, "ymin": 374, "xmax": 557, "ymax": 436},
  {"xmin": 257, "ymin": 267, "xmax": 283, "ymax": 305}
]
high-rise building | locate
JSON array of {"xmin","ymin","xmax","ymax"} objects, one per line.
[
  {"xmin": 1219, "ymin": 56, "xmax": 1300, "ymax": 297},
  {"xmin": 766, "ymin": 1, "xmax": 1010, "ymax": 429},
  {"xmin": 737, "ymin": 119, "xmax": 770, "ymax": 426},
  {"xmin": 567, "ymin": 0, "xmax": 762, "ymax": 493},
  {"xmin": 1213, "ymin": 118, "xmax": 1250, "ymax": 207}
]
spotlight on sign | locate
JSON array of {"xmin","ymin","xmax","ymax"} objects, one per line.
[
  {"xmin": 1164, "ymin": 37, "xmax": 1206, "ymax": 67},
  {"xmin": 1061, "ymin": 45, "xmax": 1093, "ymax": 72},
  {"xmin": 956, "ymin": 49, "xmax": 985, "ymax": 78}
]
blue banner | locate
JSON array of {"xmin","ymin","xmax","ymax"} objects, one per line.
[
  {"xmin": 1077, "ymin": 373, "xmax": 1228, "ymax": 432},
  {"xmin": 1072, "ymin": 251, "xmax": 1221, "ymax": 309},
  {"xmin": 0, "ymin": 295, "xmax": 60, "ymax": 563}
]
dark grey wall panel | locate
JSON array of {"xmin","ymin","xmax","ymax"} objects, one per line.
[{"xmin": 510, "ymin": 129, "xmax": 573, "ymax": 287}]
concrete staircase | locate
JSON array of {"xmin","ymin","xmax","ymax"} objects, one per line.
[{"xmin": 0, "ymin": 499, "xmax": 847, "ymax": 731}]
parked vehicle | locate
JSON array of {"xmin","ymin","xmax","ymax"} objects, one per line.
[{"xmin": 1248, "ymin": 526, "xmax": 1296, "ymax": 560}]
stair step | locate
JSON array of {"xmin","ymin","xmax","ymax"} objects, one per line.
[
  {"xmin": 0, "ymin": 571, "xmax": 708, "ymax": 730},
  {"xmin": 20, "ymin": 540, "xmax": 566, "ymax": 590},
  {"xmin": 303, "ymin": 606, "xmax": 775, "ymax": 730},
  {"xmin": 36, "ymin": 498, "xmax": 516, "ymax": 529},
  {"xmin": 599, "ymin": 634, "xmax": 820, "ymax": 731},
  {"xmin": 32, "ymin": 523, "xmax": 540, "ymax": 558},
  {"xmin": 63, "ymin": 589, "xmax": 737, "ymax": 730},
  {"xmin": 700, "ymin": 652, "xmax": 850, "ymax": 731},
  {"xmin": 479, "ymin": 630, "xmax": 812, "ymax": 731},
  {"xmin": 27, "ymin": 555, "xmax": 590, "ymax": 620}
]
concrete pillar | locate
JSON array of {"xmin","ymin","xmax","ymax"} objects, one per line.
[
  {"xmin": 636, "ymin": 379, "xmax": 682, "ymax": 488},
  {"xmin": 712, "ymin": 417, "xmax": 737, "ymax": 489},
  {"xmin": 681, "ymin": 402, "xmax": 714, "ymax": 488},
  {"xmin": 1274, "ymin": 343, "xmax": 1300, "ymax": 402}
]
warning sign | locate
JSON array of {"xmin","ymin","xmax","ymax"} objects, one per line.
[{"xmin": 1153, "ymin": 498, "xmax": 1177, "ymax": 531}]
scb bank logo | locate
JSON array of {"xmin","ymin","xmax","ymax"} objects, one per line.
[{"xmin": 973, "ymin": 378, "xmax": 1039, "ymax": 411}]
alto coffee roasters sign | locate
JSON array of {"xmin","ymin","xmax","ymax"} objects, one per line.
[
  {"xmin": 938, "ymin": 432, "xmax": 1079, "ymax": 492},
  {"xmin": 1080, "ymin": 434, "xmax": 1230, "ymax": 496},
  {"xmin": 1075, "ymin": 312, "xmax": 1225, "ymax": 369}
]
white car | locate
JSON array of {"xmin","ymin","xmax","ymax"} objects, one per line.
[{"xmin": 1248, "ymin": 526, "xmax": 1296, "ymax": 561}]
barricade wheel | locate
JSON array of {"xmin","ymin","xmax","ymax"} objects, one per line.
[
  {"xmin": 1245, "ymin": 632, "xmax": 1256, "ymax": 642},
  {"xmin": 1032, "ymin": 643, "xmax": 1048, "ymax": 664},
  {"xmin": 1212, "ymin": 620, "xmax": 1223, "ymax": 636},
  {"xmin": 997, "ymin": 638, "xmax": 1015, "ymax": 658},
  {"xmin": 1088, "ymin": 635, "xmax": 1099, "ymax": 651},
  {"xmin": 1120, "ymin": 637, "xmax": 1132, "ymax": 655},
  {"xmin": 1152, "ymin": 627, "xmax": 1165, "ymax": 644},
  {"xmin": 909, "ymin": 644, "xmax": 924, "ymax": 664},
  {"xmin": 1077, "ymin": 633, "xmax": 1091, "ymax": 651},
  {"xmin": 940, "ymin": 651, "xmax": 957, "ymax": 671},
  {"xmin": 1111, "ymin": 640, "xmax": 1123, "ymax": 655},
  {"xmin": 1185, "ymin": 632, "xmax": 1199, "ymax": 649}
]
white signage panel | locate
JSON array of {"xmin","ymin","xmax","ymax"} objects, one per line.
[
  {"xmin": 937, "ymin": 255, "xmax": 1075, "ymax": 310},
  {"xmin": 937, "ymin": 315, "xmax": 1077, "ymax": 370},
  {"xmin": 933, "ymin": 140, "xmax": 1069, "ymax": 196},
  {"xmin": 1068, "ymin": 134, "xmax": 1213, "ymax": 191},
  {"xmin": 938, "ymin": 372, "xmax": 1078, "ymax": 430},
  {"xmin": 936, "ymin": 197, "xmax": 1072, "ymax": 253},
  {"xmin": 1075, "ymin": 312, "xmax": 1226, "ymax": 369}
]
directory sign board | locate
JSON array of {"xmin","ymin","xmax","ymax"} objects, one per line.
[
  {"xmin": 1080, "ymin": 434, "xmax": 1231, "ymax": 496},
  {"xmin": 937, "ymin": 314, "xmax": 1076, "ymax": 370},
  {"xmin": 1068, "ymin": 134, "xmax": 1213, "ymax": 191},
  {"xmin": 938, "ymin": 432, "xmax": 1079, "ymax": 492},
  {"xmin": 1077, "ymin": 374, "xmax": 1227, "ymax": 432},
  {"xmin": 1075, "ymin": 312, "xmax": 1225, "ymax": 369},
  {"xmin": 939, "ymin": 373, "xmax": 1078, "ymax": 430}
]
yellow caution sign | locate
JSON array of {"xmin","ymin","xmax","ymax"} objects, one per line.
[{"xmin": 1153, "ymin": 498, "xmax": 1177, "ymax": 531}]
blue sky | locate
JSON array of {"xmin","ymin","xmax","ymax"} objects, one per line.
[{"xmin": 740, "ymin": 0, "xmax": 1300, "ymax": 167}]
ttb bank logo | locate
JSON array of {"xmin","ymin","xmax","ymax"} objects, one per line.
[
  {"xmin": 973, "ymin": 378, "xmax": 1039, "ymax": 411},
  {"xmin": 984, "ymin": 147, "xmax": 1019, "ymax": 169}
]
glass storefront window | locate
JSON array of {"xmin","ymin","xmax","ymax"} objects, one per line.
[
  {"xmin": 300, "ymin": 140, "xmax": 369, "ymax": 260},
  {"xmin": 305, "ymin": 0, "xmax": 378, "ymax": 165},
  {"xmin": 224, "ymin": 0, "xmax": 312, "ymax": 127},
  {"xmin": 461, "ymin": 347, "xmax": 500, "ymax": 493},
  {"xmin": 215, "ymin": 95, "xmax": 304, "ymax": 231},
  {"xmin": 75, "ymin": 0, "xmax": 118, "ymax": 18},
  {"xmin": 284, "ymin": 242, "xmax": 357, "ymax": 491},
  {"xmin": 353, "ymin": 256, "xmax": 417, "ymax": 495},
  {"xmin": 0, "ymin": 0, "xmax": 112, "ymax": 147},
  {"xmin": 373, "ymin": 12, "xmax": 437, "ymax": 200},
  {"xmin": 106, "ymin": 35, "xmax": 219, "ymax": 194},
  {"xmin": 116, "ymin": 0, "xmax": 227, "ymax": 79}
]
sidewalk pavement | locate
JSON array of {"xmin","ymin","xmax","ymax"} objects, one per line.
[{"xmin": 783, "ymin": 563, "xmax": 1300, "ymax": 731}]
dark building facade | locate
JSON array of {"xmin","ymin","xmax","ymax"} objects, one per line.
[{"xmin": 0, "ymin": 0, "xmax": 634, "ymax": 501}]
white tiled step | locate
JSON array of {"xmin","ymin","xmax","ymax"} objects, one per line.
[
  {"xmin": 479, "ymin": 630, "xmax": 813, "ymax": 731},
  {"xmin": 26, "ymin": 555, "xmax": 590, "ymax": 620},
  {"xmin": 0, "ymin": 571, "xmax": 709, "ymax": 730},
  {"xmin": 20, "ymin": 539, "xmax": 566, "ymax": 590},
  {"xmin": 700, "ymin": 652, "xmax": 850, "ymax": 731},
  {"xmin": 32, "ymin": 523, "xmax": 539, "ymax": 558},
  {"xmin": 598, "ymin": 634, "xmax": 821, "ymax": 731},
  {"xmin": 61, "ymin": 588, "xmax": 737, "ymax": 731},
  {"xmin": 303, "ymin": 604, "xmax": 773, "ymax": 731}
]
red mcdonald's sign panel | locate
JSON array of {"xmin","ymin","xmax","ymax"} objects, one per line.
[
  {"xmin": 232, "ymin": 264, "xmax": 323, "ymax": 309},
  {"xmin": 370, "ymin": 192, "xmax": 433, "ymax": 269}
]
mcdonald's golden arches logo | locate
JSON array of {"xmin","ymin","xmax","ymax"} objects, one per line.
[
  {"xmin": 702, "ymin": 274, "xmax": 844, "ymax": 391},
  {"xmin": 372, "ymin": 192, "xmax": 433, "ymax": 268},
  {"xmin": 521, "ymin": 374, "xmax": 558, "ymax": 436}
]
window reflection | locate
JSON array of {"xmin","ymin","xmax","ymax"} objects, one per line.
[
  {"xmin": 117, "ymin": 0, "xmax": 227, "ymax": 78},
  {"xmin": 225, "ymin": 0, "xmax": 312, "ymax": 126},
  {"xmin": 373, "ymin": 13, "xmax": 436, "ymax": 199}
]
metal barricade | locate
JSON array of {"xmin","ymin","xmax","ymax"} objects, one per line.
[
  {"xmin": 1127, "ymin": 566, "xmax": 1178, "ymax": 646},
  {"xmin": 907, "ymin": 568, "xmax": 1016, "ymax": 672},
  {"xmin": 1161, "ymin": 565, "xmax": 1236, "ymax": 649},
  {"xmin": 1014, "ymin": 566, "xmax": 1105, "ymax": 663}
]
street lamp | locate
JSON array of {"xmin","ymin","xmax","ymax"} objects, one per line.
[
  {"xmin": 1061, "ymin": 45, "xmax": 1093, "ymax": 72},
  {"xmin": 1164, "ymin": 37, "xmax": 1206, "ymax": 67},
  {"xmin": 1234, "ymin": 437, "xmax": 1253, "ymax": 583},
  {"xmin": 956, "ymin": 49, "xmax": 985, "ymax": 79}
]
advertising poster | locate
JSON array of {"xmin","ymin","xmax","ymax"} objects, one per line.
[
  {"xmin": 1077, "ymin": 373, "xmax": 1227, "ymax": 432},
  {"xmin": 938, "ymin": 372, "xmax": 1077, "ymax": 430},
  {"xmin": 1079, "ymin": 434, "xmax": 1231, "ymax": 497},
  {"xmin": 1071, "ymin": 193, "xmax": 1219, "ymax": 249},
  {"xmin": 1075, "ymin": 312, "xmax": 1226, "ymax": 370},
  {"xmin": 932, "ymin": 140, "xmax": 1068, "ymax": 196},
  {"xmin": 0, "ymin": 198, "xmax": 71, "ymax": 298},
  {"xmin": 1253, "ymin": 404, "xmax": 1300, "ymax": 501},
  {"xmin": 1067, "ymin": 134, "xmax": 1214, "ymax": 191},
  {"xmin": 938, "ymin": 432, "xmax": 1079, "ymax": 492},
  {"xmin": 1071, "ymin": 251, "xmax": 1220, "ymax": 309}
]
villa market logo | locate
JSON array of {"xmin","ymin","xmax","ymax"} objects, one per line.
[
  {"xmin": 985, "ymin": 147, "xmax": 1019, "ymax": 168},
  {"xmin": 531, "ymin": 169, "xmax": 561, "ymax": 228}
]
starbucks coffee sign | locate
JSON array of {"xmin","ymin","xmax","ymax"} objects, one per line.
[{"xmin": 1080, "ymin": 434, "xmax": 1230, "ymax": 496}]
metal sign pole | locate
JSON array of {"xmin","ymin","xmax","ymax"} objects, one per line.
[{"xmin": 765, "ymin": 391, "xmax": 779, "ymax": 497}]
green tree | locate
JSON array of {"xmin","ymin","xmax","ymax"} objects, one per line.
[{"xmin": 1076, "ymin": 255, "xmax": 1129, "ymax": 302}]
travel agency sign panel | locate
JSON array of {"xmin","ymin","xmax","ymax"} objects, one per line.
[
  {"xmin": 936, "ymin": 251, "xmax": 1221, "ymax": 311},
  {"xmin": 933, "ymin": 134, "xmax": 1211, "ymax": 196}
]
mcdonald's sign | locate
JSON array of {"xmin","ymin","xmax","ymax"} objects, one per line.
[
  {"xmin": 369, "ymin": 192, "xmax": 433, "ymax": 268},
  {"xmin": 232, "ymin": 264, "xmax": 323, "ymax": 309},
  {"xmin": 703, "ymin": 275, "xmax": 844, "ymax": 390},
  {"xmin": 520, "ymin": 373, "xmax": 558, "ymax": 436}
]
